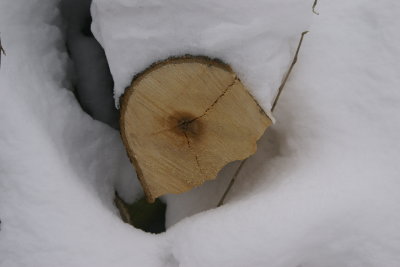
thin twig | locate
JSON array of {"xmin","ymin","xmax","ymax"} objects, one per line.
[
  {"xmin": 0, "ymin": 33, "xmax": 5, "ymax": 68},
  {"xmin": 312, "ymin": 0, "xmax": 319, "ymax": 15},
  {"xmin": 217, "ymin": 159, "xmax": 248, "ymax": 207},
  {"xmin": 114, "ymin": 191, "xmax": 132, "ymax": 225},
  {"xmin": 217, "ymin": 31, "xmax": 309, "ymax": 207},
  {"xmin": 271, "ymin": 31, "xmax": 308, "ymax": 112}
]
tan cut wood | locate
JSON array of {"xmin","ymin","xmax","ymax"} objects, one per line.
[{"xmin": 120, "ymin": 56, "xmax": 272, "ymax": 202}]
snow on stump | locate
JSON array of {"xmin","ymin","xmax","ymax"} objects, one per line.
[{"xmin": 120, "ymin": 56, "xmax": 272, "ymax": 202}]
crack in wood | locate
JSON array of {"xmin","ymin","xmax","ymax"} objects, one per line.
[
  {"xmin": 195, "ymin": 76, "xmax": 238, "ymax": 120},
  {"xmin": 173, "ymin": 77, "xmax": 239, "ymax": 177},
  {"xmin": 151, "ymin": 76, "xmax": 238, "ymax": 135},
  {"xmin": 183, "ymin": 131, "xmax": 203, "ymax": 175}
]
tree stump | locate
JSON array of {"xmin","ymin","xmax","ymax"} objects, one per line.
[{"xmin": 120, "ymin": 56, "xmax": 272, "ymax": 202}]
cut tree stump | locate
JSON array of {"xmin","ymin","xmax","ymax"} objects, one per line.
[{"xmin": 120, "ymin": 56, "xmax": 272, "ymax": 202}]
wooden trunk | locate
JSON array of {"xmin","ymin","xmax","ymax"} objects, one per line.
[{"xmin": 120, "ymin": 56, "xmax": 272, "ymax": 202}]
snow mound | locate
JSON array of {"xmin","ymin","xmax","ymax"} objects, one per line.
[
  {"xmin": 0, "ymin": 1, "xmax": 163, "ymax": 266},
  {"xmin": 1, "ymin": 0, "xmax": 400, "ymax": 266},
  {"xmin": 91, "ymin": 0, "xmax": 311, "ymax": 109},
  {"xmin": 164, "ymin": 1, "xmax": 400, "ymax": 266}
]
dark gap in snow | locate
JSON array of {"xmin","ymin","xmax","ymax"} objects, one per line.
[
  {"xmin": 60, "ymin": 0, "xmax": 119, "ymax": 130},
  {"xmin": 115, "ymin": 193, "xmax": 166, "ymax": 234},
  {"xmin": 59, "ymin": 0, "xmax": 167, "ymax": 234},
  {"xmin": 81, "ymin": 16, "xmax": 94, "ymax": 38}
]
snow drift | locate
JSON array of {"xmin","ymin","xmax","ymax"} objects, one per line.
[
  {"xmin": 90, "ymin": 0, "xmax": 311, "ymax": 110},
  {"xmin": 1, "ymin": 0, "xmax": 400, "ymax": 266}
]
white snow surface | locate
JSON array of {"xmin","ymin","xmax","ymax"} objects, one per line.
[
  {"xmin": 90, "ymin": 0, "xmax": 311, "ymax": 109},
  {"xmin": 0, "ymin": 1, "xmax": 160, "ymax": 266},
  {"xmin": 1, "ymin": 0, "xmax": 400, "ymax": 267}
]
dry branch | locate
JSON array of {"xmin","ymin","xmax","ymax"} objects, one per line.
[
  {"xmin": 217, "ymin": 31, "xmax": 309, "ymax": 206},
  {"xmin": 312, "ymin": 0, "xmax": 319, "ymax": 15},
  {"xmin": 0, "ymin": 34, "xmax": 5, "ymax": 68}
]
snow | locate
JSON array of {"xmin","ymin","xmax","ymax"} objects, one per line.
[
  {"xmin": 163, "ymin": 1, "xmax": 400, "ymax": 266},
  {"xmin": 0, "ymin": 0, "xmax": 161, "ymax": 266},
  {"xmin": 60, "ymin": 0, "xmax": 119, "ymax": 129},
  {"xmin": 90, "ymin": 0, "xmax": 311, "ymax": 109},
  {"xmin": 2, "ymin": 0, "xmax": 400, "ymax": 266}
]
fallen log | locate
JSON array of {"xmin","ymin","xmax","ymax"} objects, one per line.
[{"xmin": 120, "ymin": 56, "xmax": 272, "ymax": 202}]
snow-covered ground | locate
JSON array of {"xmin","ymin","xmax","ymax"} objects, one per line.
[
  {"xmin": 91, "ymin": 0, "xmax": 310, "ymax": 109},
  {"xmin": 1, "ymin": 0, "xmax": 400, "ymax": 266}
]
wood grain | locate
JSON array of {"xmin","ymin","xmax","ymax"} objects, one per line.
[{"xmin": 120, "ymin": 56, "xmax": 272, "ymax": 202}]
